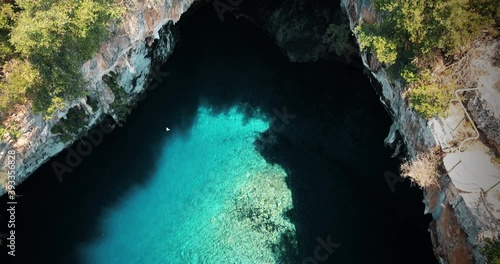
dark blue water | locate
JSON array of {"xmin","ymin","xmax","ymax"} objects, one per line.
[{"xmin": 0, "ymin": 5, "xmax": 437, "ymax": 264}]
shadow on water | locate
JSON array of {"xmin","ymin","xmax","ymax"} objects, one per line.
[{"xmin": 0, "ymin": 4, "xmax": 436, "ymax": 264}]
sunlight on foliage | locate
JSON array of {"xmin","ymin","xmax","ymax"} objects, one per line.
[
  {"xmin": 355, "ymin": 0, "xmax": 499, "ymax": 118},
  {"xmin": 0, "ymin": 0, "xmax": 124, "ymax": 120}
]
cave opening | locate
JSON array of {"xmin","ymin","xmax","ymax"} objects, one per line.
[{"xmin": 0, "ymin": 2, "xmax": 437, "ymax": 263}]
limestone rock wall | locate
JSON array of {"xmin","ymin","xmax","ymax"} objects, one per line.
[
  {"xmin": 241, "ymin": 0, "xmax": 341, "ymax": 62},
  {"xmin": 340, "ymin": 0, "xmax": 500, "ymax": 263},
  {"xmin": 0, "ymin": 0, "xmax": 196, "ymax": 196}
]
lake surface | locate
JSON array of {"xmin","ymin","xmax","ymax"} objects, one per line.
[{"xmin": 0, "ymin": 6, "xmax": 437, "ymax": 264}]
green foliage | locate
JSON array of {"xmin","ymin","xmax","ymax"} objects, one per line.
[
  {"xmin": 0, "ymin": 125, "xmax": 7, "ymax": 140},
  {"xmin": 403, "ymin": 68, "xmax": 454, "ymax": 118},
  {"xmin": 0, "ymin": 2, "xmax": 15, "ymax": 63},
  {"xmin": 355, "ymin": 23, "xmax": 399, "ymax": 65},
  {"xmin": 0, "ymin": 0, "xmax": 124, "ymax": 121},
  {"xmin": 408, "ymin": 82, "xmax": 454, "ymax": 118},
  {"xmin": 323, "ymin": 23, "xmax": 351, "ymax": 56},
  {"xmin": 401, "ymin": 64, "xmax": 420, "ymax": 83},
  {"xmin": 0, "ymin": 125, "xmax": 20, "ymax": 141},
  {"xmin": 27, "ymin": 51, "xmax": 88, "ymax": 119},
  {"xmin": 355, "ymin": 0, "xmax": 498, "ymax": 118},
  {"xmin": 10, "ymin": 1, "xmax": 123, "ymax": 59},
  {"xmin": 0, "ymin": 59, "xmax": 39, "ymax": 113},
  {"xmin": 482, "ymin": 238, "xmax": 500, "ymax": 264},
  {"xmin": 472, "ymin": 0, "xmax": 500, "ymax": 21}
]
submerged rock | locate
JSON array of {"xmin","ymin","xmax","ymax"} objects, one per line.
[{"xmin": 209, "ymin": 166, "xmax": 297, "ymax": 263}]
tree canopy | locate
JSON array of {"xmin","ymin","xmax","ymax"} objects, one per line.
[
  {"xmin": 0, "ymin": 0, "xmax": 124, "ymax": 120},
  {"xmin": 355, "ymin": 0, "xmax": 499, "ymax": 118}
]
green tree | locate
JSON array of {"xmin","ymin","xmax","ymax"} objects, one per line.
[
  {"xmin": 482, "ymin": 238, "xmax": 500, "ymax": 264},
  {"xmin": 0, "ymin": 1, "xmax": 15, "ymax": 63},
  {"xmin": 1, "ymin": 0, "xmax": 124, "ymax": 119},
  {"xmin": 355, "ymin": 0, "xmax": 498, "ymax": 118},
  {"xmin": 323, "ymin": 23, "xmax": 351, "ymax": 56},
  {"xmin": 0, "ymin": 58, "xmax": 39, "ymax": 113}
]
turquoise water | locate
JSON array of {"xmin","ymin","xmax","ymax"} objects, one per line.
[
  {"xmin": 79, "ymin": 106, "xmax": 296, "ymax": 263},
  {"xmin": 2, "ymin": 6, "xmax": 437, "ymax": 263}
]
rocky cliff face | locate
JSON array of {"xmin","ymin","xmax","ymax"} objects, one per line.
[
  {"xmin": 340, "ymin": 0, "xmax": 438, "ymax": 157},
  {"xmin": 249, "ymin": 0, "xmax": 500, "ymax": 262},
  {"xmin": 339, "ymin": 0, "xmax": 500, "ymax": 263},
  {"xmin": 1, "ymin": 0, "xmax": 498, "ymax": 263},
  {"xmin": 240, "ymin": 0, "xmax": 344, "ymax": 62},
  {"xmin": 0, "ymin": 0, "xmax": 195, "ymax": 196}
]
